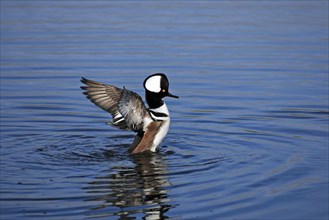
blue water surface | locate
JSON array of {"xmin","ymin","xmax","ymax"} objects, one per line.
[{"xmin": 1, "ymin": 1, "xmax": 328, "ymax": 219}]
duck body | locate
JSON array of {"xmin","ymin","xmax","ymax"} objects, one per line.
[{"xmin": 81, "ymin": 73, "xmax": 178, "ymax": 154}]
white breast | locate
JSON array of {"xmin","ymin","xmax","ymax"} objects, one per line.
[
  {"xmin": 150, "ymin": 118, "xmax": 170, "ymax": 152},
  {"xmin": 149, "ymin": 103, "xmax": 170, "ymax": 152}
]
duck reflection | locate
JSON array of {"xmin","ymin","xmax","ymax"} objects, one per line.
[{"xmin": 85, "ymin": 152, "xmax": 174, "ymax": 219}]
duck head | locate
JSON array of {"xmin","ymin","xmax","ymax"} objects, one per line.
[{"xmin": 143, "ymin": 73, "xmax": 179, "ymax": 108}]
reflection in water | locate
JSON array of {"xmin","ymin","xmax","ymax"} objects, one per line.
[{"xmin": 84, "ymin": 153, "xmax": 175, "ymax": 219}]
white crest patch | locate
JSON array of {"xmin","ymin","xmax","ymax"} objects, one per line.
[{"xmin": 145, "ymin": 75, "xmax": 161, "ymax": 93}]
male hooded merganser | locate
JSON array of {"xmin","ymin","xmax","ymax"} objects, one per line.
[{"xmin": 80, "ymin": 73, "xmax": 179, "ymax": 154}]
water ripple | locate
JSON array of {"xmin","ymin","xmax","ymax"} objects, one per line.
[{"xmin": 1, "ymin": 1, "xmax": 328, "ymax": 219}]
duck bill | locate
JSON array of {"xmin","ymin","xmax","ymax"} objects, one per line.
[{"xmin": 167, "ymin": 92, "xmax": 179, "ymax": 99}]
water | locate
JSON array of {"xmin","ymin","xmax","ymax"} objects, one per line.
[{"xmin": 1, "ymin": 1, "xmax": 328, "ymax": 219}]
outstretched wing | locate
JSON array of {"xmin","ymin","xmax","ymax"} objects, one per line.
[
  {"xmin": 80, "ymin": 77, "xmax": 152, "ymax": 132},
  {"xmin": 80, "ymin": 77, "xmax": 128, "ymax": 129}
]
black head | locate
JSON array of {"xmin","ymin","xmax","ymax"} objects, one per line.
[{"xmin": 143, "ymin": 73, "xmax": 179, "ymax": 108}]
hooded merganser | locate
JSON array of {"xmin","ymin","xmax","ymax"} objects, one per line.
[{"xmin": 81, "ymin": 73, "xmax": 178, "ymax": 154}]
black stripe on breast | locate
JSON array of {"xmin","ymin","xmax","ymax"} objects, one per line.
[{"xmin": 149, "ymin": 110, "xmax": 168, "ymax": 118}]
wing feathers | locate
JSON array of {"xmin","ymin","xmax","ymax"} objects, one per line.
[
  {"xmin": 118, "ymin": 88, "xmax": 150, "ymax": 132},
  {"xmin": 81, "ymin": 77, "xmax": 151, "ymax": 132},
  {"xmin": 81, "ymin": 77, "xmax": 128, "ymax": 129}
]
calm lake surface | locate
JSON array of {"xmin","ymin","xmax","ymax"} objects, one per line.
[{"xmin": 1, "ymin": 1, "xmax": 328, "ymax": 219}]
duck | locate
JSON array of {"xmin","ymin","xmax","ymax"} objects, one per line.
[{"xmin": 80, "ymin": 73, "xmax": 179, "ymax": 154}]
